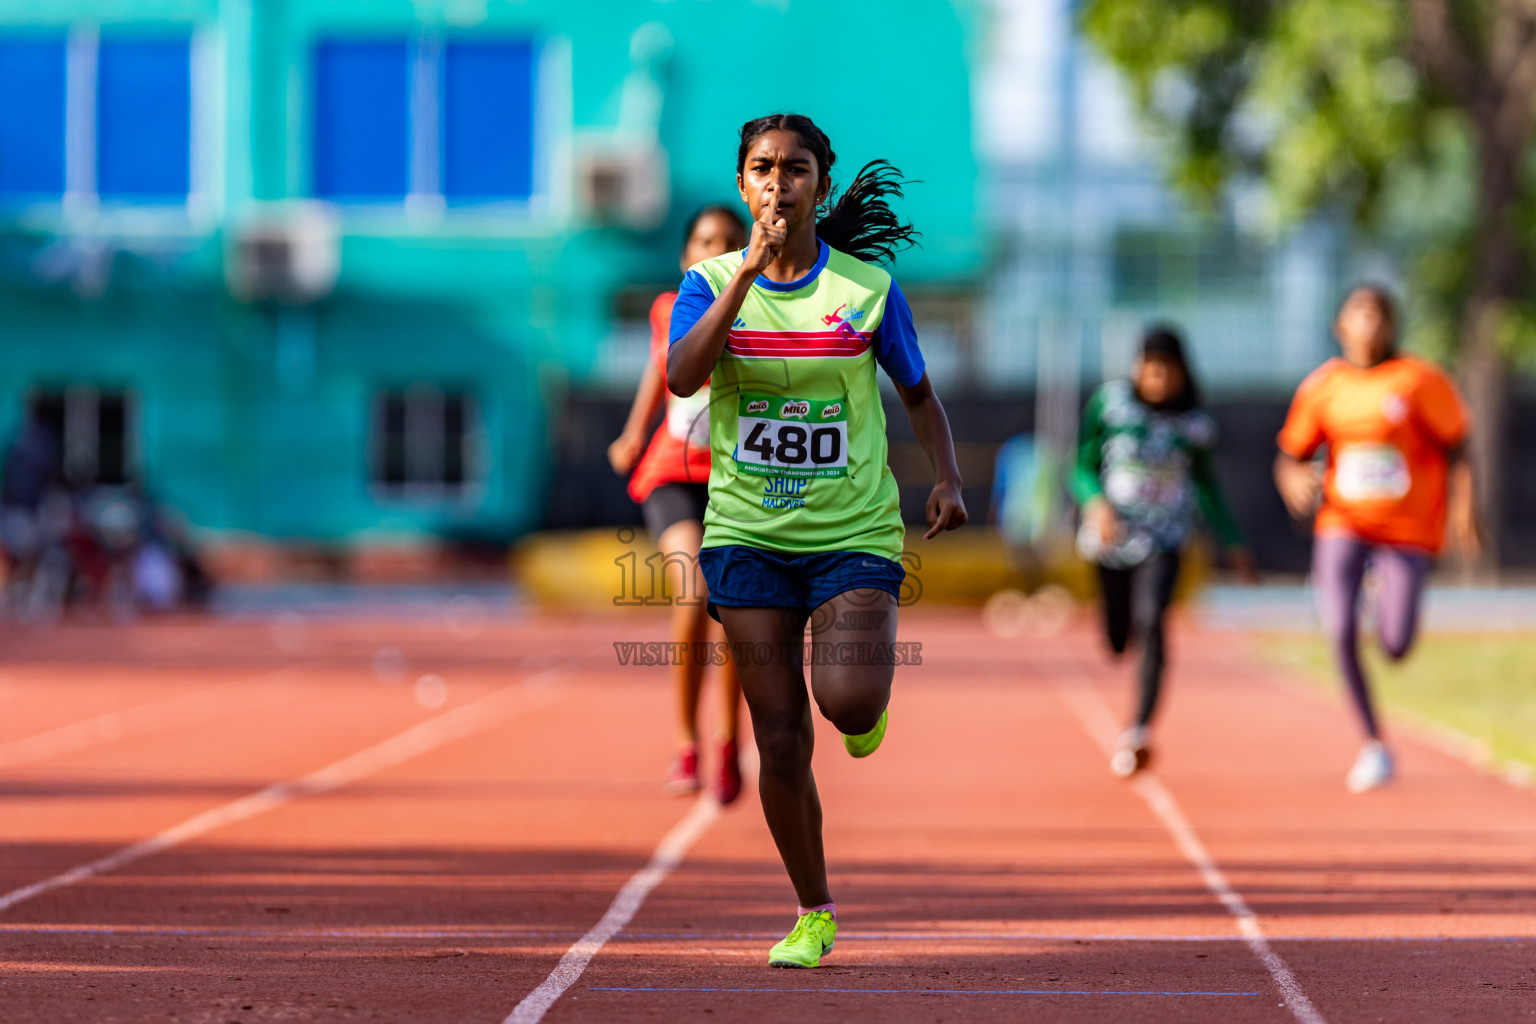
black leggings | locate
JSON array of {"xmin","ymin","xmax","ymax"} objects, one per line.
[{"xmin": 1097, "ymin": 548, "xmax": 1181, "ymax": 728}]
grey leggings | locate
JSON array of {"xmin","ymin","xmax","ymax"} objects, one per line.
[{"xmin": 1313, "ymin": 534, "xmax": 1432, "ymax": 740}]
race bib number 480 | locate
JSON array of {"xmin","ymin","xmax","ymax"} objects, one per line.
[{"xmin": 735, "ymin": 393, "xmax": 848, "ymax": 478}]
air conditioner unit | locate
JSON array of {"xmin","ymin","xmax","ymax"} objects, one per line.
[
  {"xmin": 226, "ymin": 201, "xmax": 340, "ymax": 304},
  {"xmin": 576, "ymin": 145, "xmax": 669, "ymax": 230}
]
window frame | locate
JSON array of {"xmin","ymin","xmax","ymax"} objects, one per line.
[
  {"xmin": 26, "ymin": 384, "xmax": 139, "ymax": 487},
  {"xmin": 367, "ymin": 385, "xmax": 486, "ymax": 504},
  {"xmin": 0, "ymin": 24, "xmax": 221, "ymax": 233},
  {"xmin": 301, "ymin": 30, "xmax": 567, "ymax": 232}
]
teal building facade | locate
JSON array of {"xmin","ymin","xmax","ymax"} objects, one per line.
[{"xmin": 0, "ymin": 0, "xmax": 983, "ymax": 544}]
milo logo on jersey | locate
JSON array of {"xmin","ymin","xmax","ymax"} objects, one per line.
[{"xmin": 736, "ymin": 392, "xmax": 849, "ymax": 479}]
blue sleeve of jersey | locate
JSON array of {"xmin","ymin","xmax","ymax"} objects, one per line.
[
  {"xmin": 874, "ymin": 279, "xmax": 925, "ymax": 386},
  {"xmin": 668, "ymin": 269, "xmax": 718, "ymax": 346}
]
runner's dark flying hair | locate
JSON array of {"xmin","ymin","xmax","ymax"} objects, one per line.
[
  {"xmin": 681, "ymin": 203, "xmax": 745, "ymax": 248},
  {"xmin": 736, "ymin": 113, "xmax": 919, "ymax": 265}
]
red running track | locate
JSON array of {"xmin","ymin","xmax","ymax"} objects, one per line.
[{"xmin": 0, "ymin": 611, "xmax": 1531, "ymax": 1023}]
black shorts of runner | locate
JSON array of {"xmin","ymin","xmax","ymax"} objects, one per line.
[{"xmin": 642, "ymin": 482, "xmax": 709, "ymax": 540}]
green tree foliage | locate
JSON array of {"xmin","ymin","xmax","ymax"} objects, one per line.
[{"xmin": 1084, "ymin": 2, "xmax": 1419, "ymax": 215}]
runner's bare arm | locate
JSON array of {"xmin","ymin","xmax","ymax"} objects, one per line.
[
  {"xmin": 1446, "ymin": 443, "xmax": 1482, "ymax": 557},
  {"xmin": 1273, "ymin": 451, "xmax": 1321, "ymax": 519},
  {"xmin": 668, "ymin": 192, "xmax": 786, "ymax": 396},
  {"xmin": 608, "ymin": 359, "xmax": 666, "ymax": 475},
  {"xmin": 893, "ymin": 373, "xmax": 968, "ymax": 539}
]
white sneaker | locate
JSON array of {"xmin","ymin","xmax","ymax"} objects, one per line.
[
  {"xmin": 1346, "ymin": 740, "xmax": 1394, "ymax": 793},
  {"xmin": 1110, "ymin": 726, "xmax": 1151, "ymax": 778}
]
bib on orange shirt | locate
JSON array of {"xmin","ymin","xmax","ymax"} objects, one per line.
[{"xmin": 1278, "ymin": 356, "xmax": 1469, "ymax": 553}]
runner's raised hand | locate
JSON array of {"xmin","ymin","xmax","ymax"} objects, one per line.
[{"xmin": 742, "ymin": 187, "xmax": 787, "ymax": 277}]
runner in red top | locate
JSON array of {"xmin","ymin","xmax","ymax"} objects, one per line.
[{"xmin": 609, "ymin": 205, "xmax": 748, "ymax": 802}]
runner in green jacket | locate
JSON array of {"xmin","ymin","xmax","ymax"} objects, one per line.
[{"xmin": 1073, "ymin": 326, "xmax": 1253, "ymax": 777}]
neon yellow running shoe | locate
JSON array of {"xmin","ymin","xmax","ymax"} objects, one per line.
[
  {"xmin": 842, "ymin": 708, "xmax": 887, "ymax": 758},
  {"xmin": 768, "ymin": 910, "xmax": 837, "ymax": 968}
]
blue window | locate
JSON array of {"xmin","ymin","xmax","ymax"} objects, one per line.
[
  {"xmin": 314, "ymin": 40, "xmax": 411, "ymax": 200},
  {"xmin": 0, "ymin": 37, "xmax": 67, "ymax": 198},
  {"xmin": 311, "ymin": 36, "xmax": 537, "ymax": 206},
  {"xmin": 442, "ymin": 41, "xmax": 535, "ymax": 202},
  {"xmin": 97, "ymin": 37, "xmax": 192, "ymax": 200}
]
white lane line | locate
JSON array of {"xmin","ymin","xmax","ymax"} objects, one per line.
[
  {"xmin": 1054, "ymin": 677, "xmax": 1328, "ymax": 1024},
  {"xmin": 0, "ymin": 670, "xmax": 298, "ymax": 769},
  {"xmin": 0, "ymin": 672, "xmax": 562, "ymax": 914},
  {"xmin": 505, "ymin": 794, "xmax": 723, "ymax": 1024}
]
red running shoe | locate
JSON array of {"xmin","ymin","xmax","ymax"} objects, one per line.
[
  {"xmin": 663, "ymin": 743, "xmax": 701, "ymax": 796},
  {"xmin": 716, "ymin": 739, "xmax": 743, "ymax": 805}
]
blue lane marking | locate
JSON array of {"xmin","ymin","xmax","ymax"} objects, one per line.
[
  {"xmin": 588, "ymin": 987, "xmax": 1261, "ymax": 997},
  {"xmin": 617, "ymin": 932, "xmax": 1536, "ymax": 944},
  {"xmin": 0, "ymin": 925, "xmax": 1530, "ymax": 943}
]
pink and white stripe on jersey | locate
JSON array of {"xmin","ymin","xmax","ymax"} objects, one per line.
[{"xmin": 725, "ymin": 329, "xmax": 873, "ymax": 359}]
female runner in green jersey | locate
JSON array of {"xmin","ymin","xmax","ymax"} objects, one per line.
[{"xmin": 668, "ymin": 113, "xmax": 967, "ymax": 968}]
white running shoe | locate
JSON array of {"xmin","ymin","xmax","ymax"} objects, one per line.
[
  {"xmin": 1110, "ymin": 726, "xmax": 1151, "ymax": 778},
  {"xmin": 1346, "ymin": 740, "xmax": 1394, "ymax": 793}
]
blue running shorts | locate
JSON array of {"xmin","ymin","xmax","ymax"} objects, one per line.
[{"xmin": 698, "ymin": 545, "xmax": 906, "ymax": 622}]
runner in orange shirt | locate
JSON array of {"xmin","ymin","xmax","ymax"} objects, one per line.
[
  {"xmin": 1275, "ymin": 284, "xmax": 1481, "ymax": 792},
  {"xmin": 610, "ymin": 205, "xmax": 748, "ymax": 803}
]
